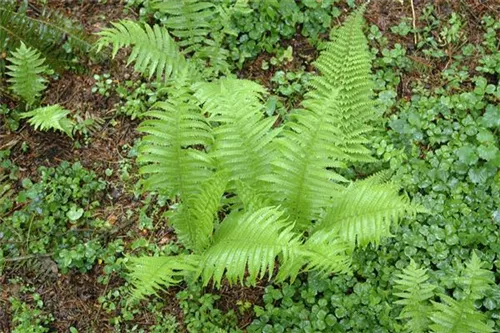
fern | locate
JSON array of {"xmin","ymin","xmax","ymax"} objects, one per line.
[
  {"xmin": 194, "ymin": 79, "xmax": 278, "ymax": 187},
  {"xmin": 430, "ymin": 296, "xmax": 493, "ymax": 333},
  {"xmin": 394, "ymin": 257, "xmax": 494, "ymax": 333},
  {"xmin": 394, "ymin": 260, "xmax": 436, "ymax": 333},
  {"xmin": 6, "ymin": 42, "xmax": 50, "ymax": 106},
  {"xmin": 20, "ymin": 104, "xmax": 75, "ymax": 137},
  {"xmin": 137, "ymin": 83, "xmax": 213, "ymax": 197},
  {"xmin": 97, "ymin": 8, "xmax": 421, "ymax": 300},
  {"xmin": 312, "ymin": 176, "xmax": 418, "ymax": 248},
  {"xmin": 169, "ymin": 172, "xmax": 227, "ymax": 252},
  {"xmin": 127, "ymin": 255, "xmax": 199, "ymax": 301},
  {"xmin": 309, "ymin": 5, "xmax": 375, "ymax": 163},
  {"xmin": 95, "ymin": 20, "xmax": 195, "ymax": 81},
  {"xmin": 0, "ymin": 0, "xmax": 93, "ymax": 73}
]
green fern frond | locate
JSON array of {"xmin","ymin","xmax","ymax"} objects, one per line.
[
  {"xmin": 6, "ymin": 42, "xmax": 50, "ymax": 105},
  {"xmin": 150, "ymin": 0, "xmax": 216, "ymax": 53},
  {"xmin": 137, "ymin": 87, "xmax": 214, "ymax": 198},
  {"xmin": 394, "ymin": 260, "xmax": 436, "ymax": 333},
  {"xmin": 20, "ymin": 104, "xmax": 74, "ymax": 137},
  {"xmin": 197, "ymin": 206, "xmax": 301, "ymax": 287},
  {"xmin": 309, "ymin": 6, "xmax": 375, "ymax": 163},
  {"xmin": 313, "ymin": 179, "xmax": 418, "ymax": 248},
  {"xmin": 264, "ymin": 90, "xmax": 349, "ymax": 229},
  {"xmin": 0, "ymin": 1, "xmax": 93, "ymax": 72},
  {"xmin": 194, "ymin": 79, "xmax": 278, "ymax": 187},
  {"xmin": 430, "ymin": 296, "xmax": 493, "ymax": 333},
  {"xmin": 234, "ymin": 180, "xmax": 272, "ymax": 212},
  {"xmin": 127, "ymin": 255, "xmax": 199, "ymax": 301},
  {"xmin": 457, "ymin": 252, "xmax": 494, "ymax": 301},
  {"xmin": 170, "ymin": 172, "xmax": 227, "ymax": 252},
  {"xmin": 96, "ymin": 20, "xmax": 195, "ymax": 81}
]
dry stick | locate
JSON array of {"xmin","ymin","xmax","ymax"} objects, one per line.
[{"xmin": 410, "ymin": 0, "xmax": 418, "ymax": 45}]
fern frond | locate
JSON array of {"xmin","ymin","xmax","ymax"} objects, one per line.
[
  {"xmin": 197, "ymin": 207, "xmax": 301, "ymax": 287},
  {"xmin": 127, "ymin": 255, "xmax": 199, "ymax": 301},
  {"xmin": 6, "ymin": 42, "xmax": 49, "ymax": 105},
  {"xmin": 313, "ymin": 179, "xmax": 418, "ymax": 248},
  {"xmin": 394, "ymin": 260, "xmax": 436, "ymax": 333},
  {"xmin": 0, "ymin": 1, "xmax": 93, "ymax": 72},
  {"xmin": 309, "ymin": 6, "xmax": 375, "ymax": 163},
  {"xmin": 137, "ymin": 86, "xmax": 213, "ymax": 198},
  {"xmin": 264, "ymin": 89, "xmax": 349, "ymax": 229},
  {"xmin": 457, "ymin": 252, "xmax": 494, "ymax": 301},
  {"xmin": 430, "ymin": 296, "xmax": 493, "ymax": 333},
  {"xmin": 194, "ymin": 79, "xmax": 278, "ymax": 187},
  {"xmin": 150, "ymin": 0, "xmax": 216, "ymax": 53},
  {"xmin": 170, "ymin": 172, "xmax": 227, "ymax": 252},
  {"xmin": 96, "ymin": 20, "xmax": 195, "ymax": 81},
  {"xmin": 20, "ymin": 105, "xmax": 74, "ymax": 137}
]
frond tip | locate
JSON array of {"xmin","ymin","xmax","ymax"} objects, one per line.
[{"xmin": 127, "ymin": 255, "xmax": 198, "ymax": 301}]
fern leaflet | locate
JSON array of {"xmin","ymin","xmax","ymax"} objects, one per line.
[{"xmin": 20, "ymin": 104, "xmax": 75, "ymax": 137}]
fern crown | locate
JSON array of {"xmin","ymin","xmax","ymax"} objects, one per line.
[{"xmin": 96, "ymin": 6, "xmax": 421, "ymax": 301}]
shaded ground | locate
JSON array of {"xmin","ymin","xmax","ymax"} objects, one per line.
[{"xmin": 1, "ymin": 0, "xmax": 499, "ymax": 332}]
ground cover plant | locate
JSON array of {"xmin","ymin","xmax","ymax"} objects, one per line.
[{"xmin": 0, "ymin": 0, "xmax": 499, "ymax": 332}]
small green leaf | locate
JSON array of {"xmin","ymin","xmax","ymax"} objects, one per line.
[{"xmin": 67, "ymin": 206, "xmax": 84, "ymax": 221}]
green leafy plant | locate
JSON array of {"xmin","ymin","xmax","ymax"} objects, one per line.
[
  {"xmin": 394, "ymin": 254, "xmax": 494, "ymax": 333},
  {"xmin": 0, "ymin": 0, "xmax": 93, "ymax": 73},
  {"xmin": 97, "ymin": 7, "xmax": 420, "ymax": 301},
  {"xmin": 6, "ymin": 42, "xmax": 51, "ymax": 106},
  {"xmin": 20, "ymin": 105, "xmax": 75, "ymax": 137}
]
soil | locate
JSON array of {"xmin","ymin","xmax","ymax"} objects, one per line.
[{"xmin": 0, "ymin": 0, "xmax": 499, "ymax": 332}]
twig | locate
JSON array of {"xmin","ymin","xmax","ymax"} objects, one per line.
[
  {"xmin": 410, "ymin": 0, "xmax": 418, "ymax": 45},
  {"xmin": 4, "ymin": 253, "xmax": 53, "ymax": 262}
]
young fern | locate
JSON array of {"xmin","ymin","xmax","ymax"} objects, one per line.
[
  {"xmin": 6, "ymin": 42, "xmax": 50, "ymax": 106},
  {"xmin": 394, "ymin": 260, "xmax": 436, "ymax": 333},
  {"xmin": 394, "ymin": 255, "xmax": 494, "ymax": 333}
]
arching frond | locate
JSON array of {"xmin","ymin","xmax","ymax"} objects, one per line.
[
  {"xmin": 6, "ymin": 42, "xmax": 49, "ymax": 105},
  {"xmin": 394, "ymin": 260, "xmax": 436, "ymax": 333},
  {"xmin": 96, "ymin": 20, "xmax": 196, "ymax": 81},
  {"xmin": 0, "ymin": 1, "xmax": 93, "ymax": 73},
  {"xmin": 430, "ymin": 296, "xmax": 493, "ymax": 333},
  {"xmin": 137, "ymin": 86, "xmax": 214, "ymax": 198},
  {"xmin": 20, "ymin": 105, "xmax": 74, "ymax": 137},
  {"xmin": 313, "ymin": 179, "xmax": 418, "ymax": 248},
  {"xmin": 169, "ymin": 172, "xmax": 227, "ymax": 252},
  {"xmin": 197, "ymin": 207, "xmax": 301, "ymax": 287},
  {"xmin": 194, "ymin": 79, "xmax": 278, "ymax": 188},
  {"xmin": 127, "ymin": 255, "xmax": 199, "ymax": 301}
]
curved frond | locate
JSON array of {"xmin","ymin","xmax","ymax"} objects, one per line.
[
  {"xmin": 170, "ymin": 172, "xmax": 227, "ymax": 252},
  {"xmin": 6, "ymin": 42, "xmax": 49, "ymax": 105},
  {"xmin": 137, "ymin": 87, "xmax": 214, "ymax": 198},
  {"xmin": 20, "ymin": 104, "xmax": 74, "ymax": 137},
  {"xmin": 313, "ymin": 179, "xmax": 419, "ymax": 248},
  {"xmin": 96, "ymin": 20, "xmax": 195, "ymax": 81},
  {"xmin": 197, "ymin": 207, "xmax": 301, "ymax": 287},
  {"xmin": 194, "ymin": 78, "xmax": 278, "ymax": 187},
  {"xmin": 394, "ymin": 260, "xmax": 436, "ymax": 333},
  {"xmin": 0, "ymin": 1, "xmax": 93, "ymax": 73},
  {"xmin": 127, "ymin": 255, "xmax": 199, "ymax": 301}
]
